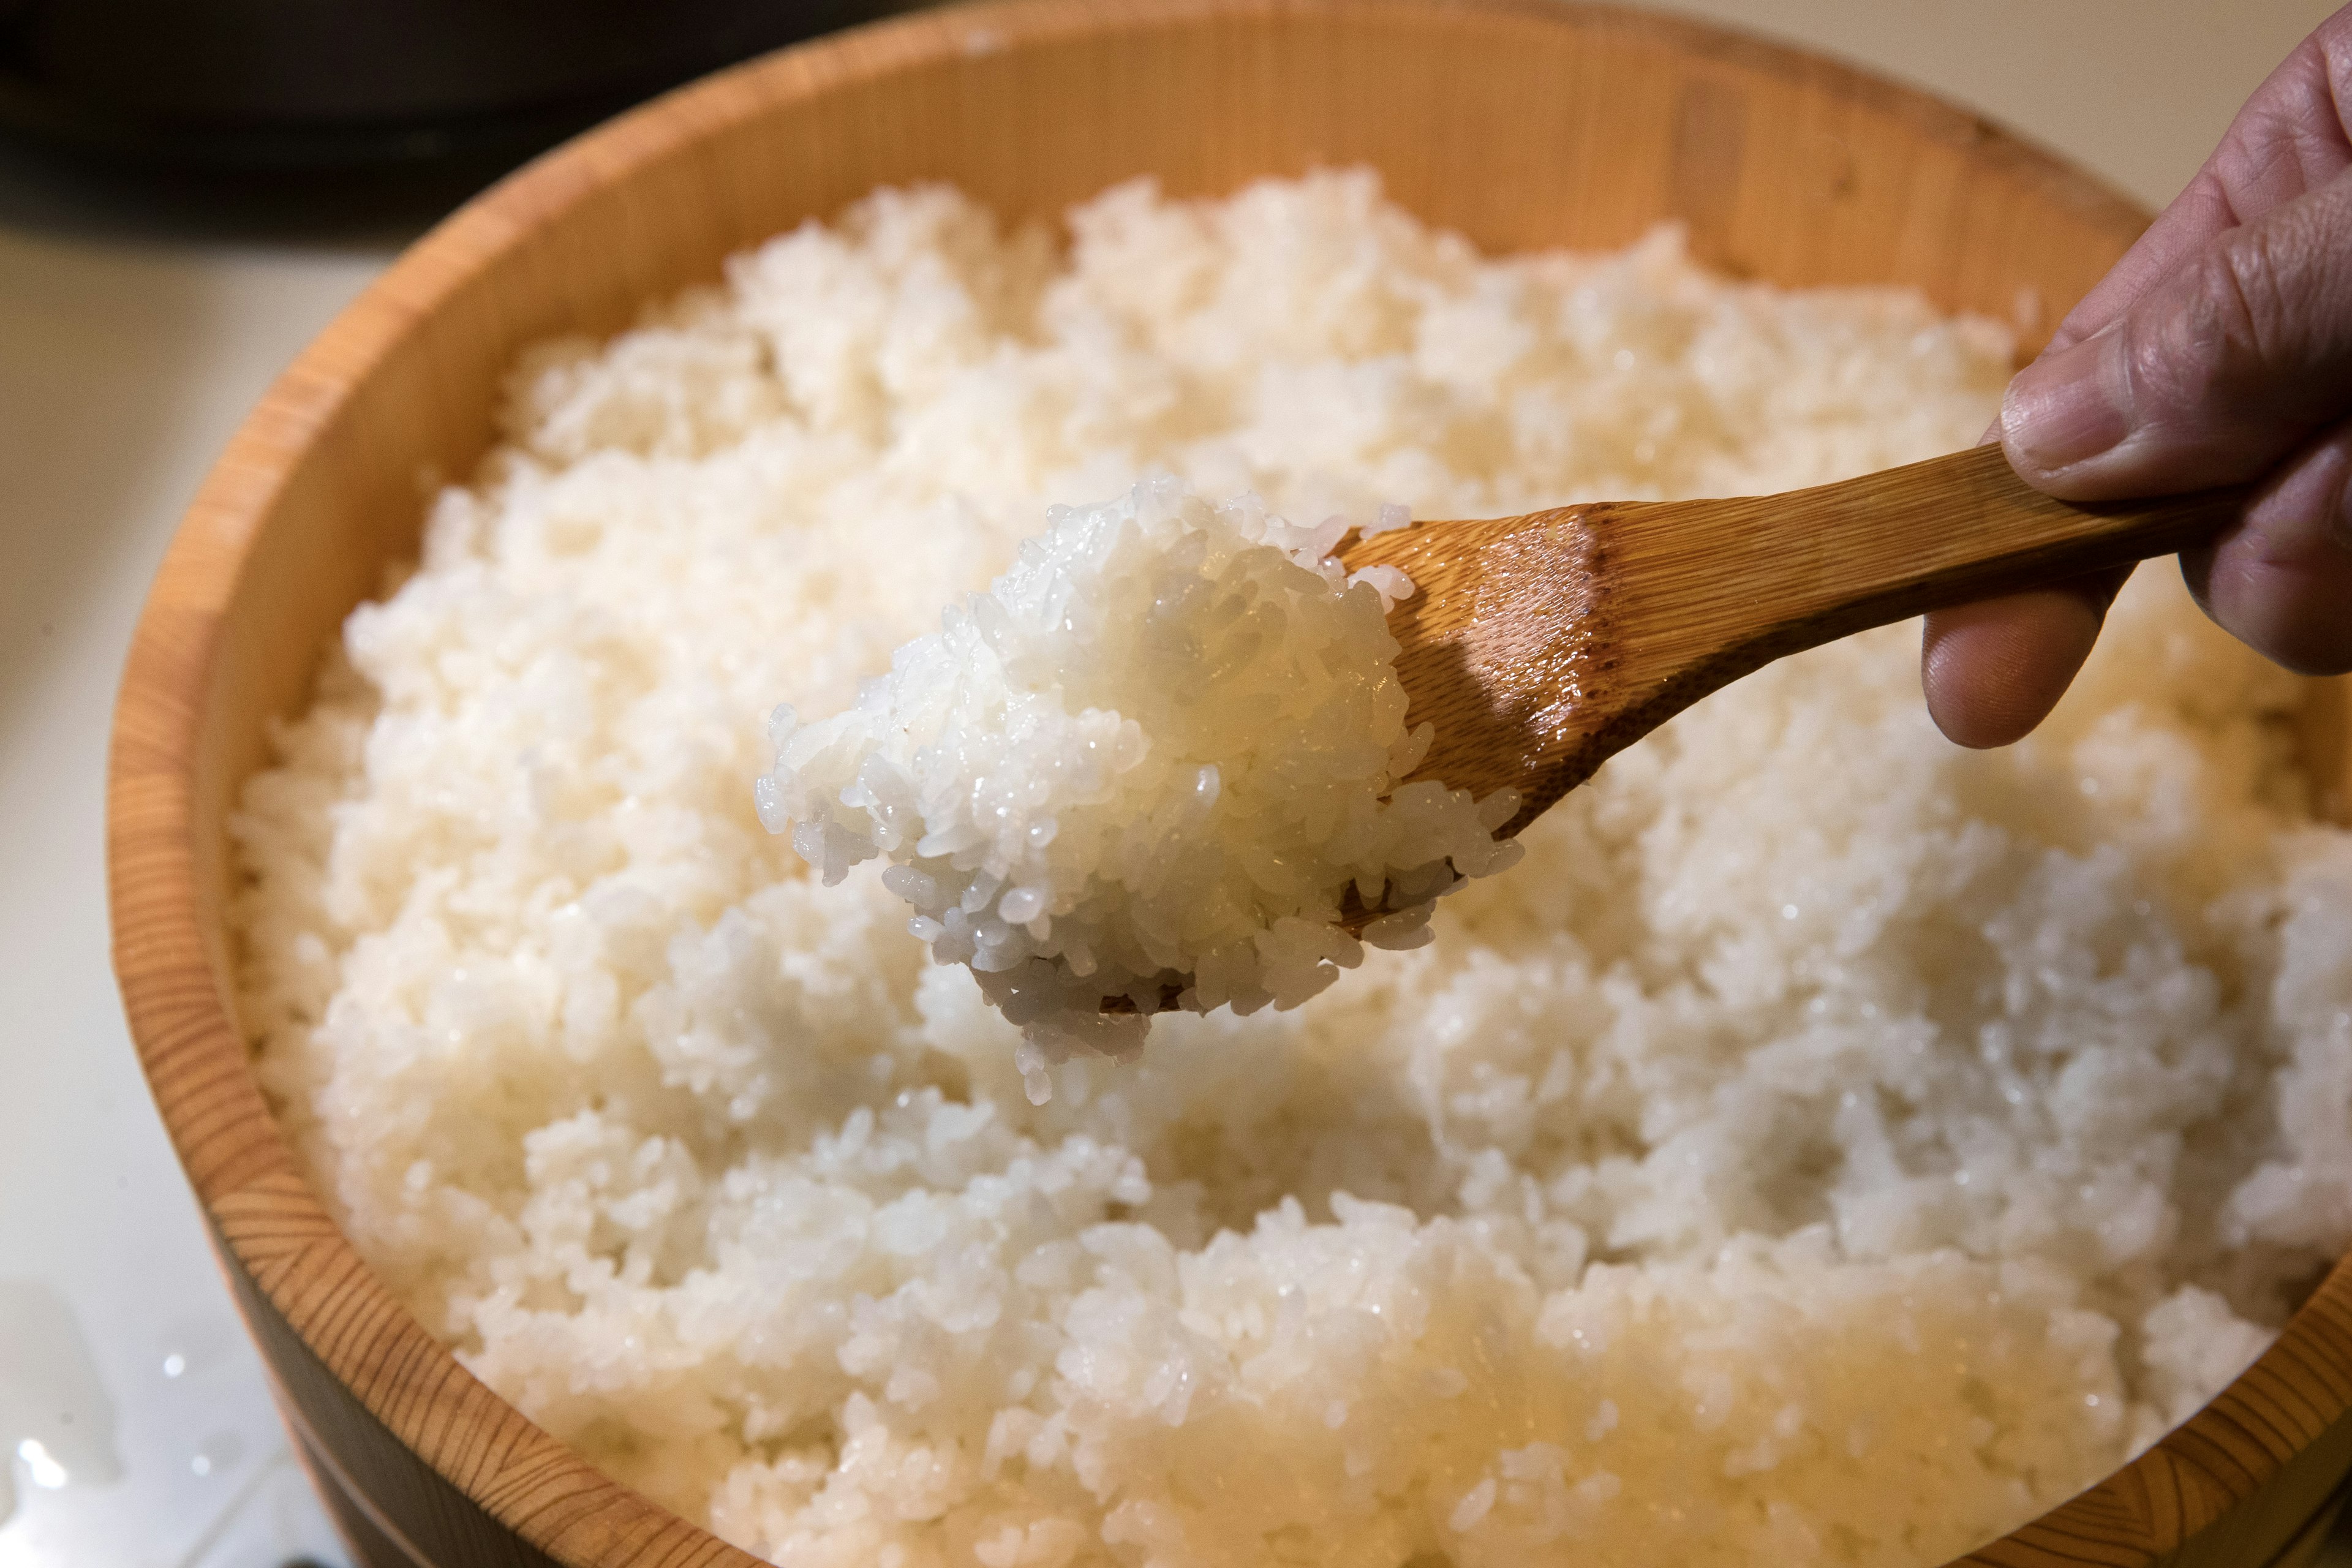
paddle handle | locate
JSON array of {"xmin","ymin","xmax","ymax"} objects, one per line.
[{"xmin": 1622, "ymin": 443, "xmax": 2243, "ymax": 669}]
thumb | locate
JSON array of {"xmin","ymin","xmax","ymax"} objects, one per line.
[{"xmin": 2002, "ymin": 166, "xmax": 2352, "ymax": 501}]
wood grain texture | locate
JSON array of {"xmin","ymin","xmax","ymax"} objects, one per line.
[
  {"xmin": 99, "ymin": 1, "xmax": 2352, "ymax": 1566},
  {"xmin": 1346, "ymin": 444, "xmax": 2248, "ymax": 831}
]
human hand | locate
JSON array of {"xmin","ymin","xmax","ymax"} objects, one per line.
[{"xmin": 1921, "ymin": 6, "xmax": 2352, "ymax": 748}]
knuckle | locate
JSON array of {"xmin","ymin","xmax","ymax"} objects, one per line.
[
  {"xmin": 2211, "ymin": 222, "xmax": 2286, "ymax": 348},
  {"xmin": 2201, "ymin": 227, "xmax": 2286, "ymax": 367},
  {"xmin": 2127, "ymin": 230, "xmax": 2293, "ymax": 421}
]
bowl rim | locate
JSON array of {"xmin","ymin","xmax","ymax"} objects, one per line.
[{"xmin": 105, "ymin": 1, "xmax": 2352, "ymax": 1564}]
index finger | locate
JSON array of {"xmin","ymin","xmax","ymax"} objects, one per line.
[{"xmin": 2038, "ymin": 7, "xmax": 2352, "ymax": 356}]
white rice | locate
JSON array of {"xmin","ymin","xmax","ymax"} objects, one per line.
[
  {"xmin": 231, "ymin": 172, "xmax": 2352, "ymax": 1567},
  {"xmin": 755, "ymin": 477, "xmax": 1517, "ymax": 1088}
]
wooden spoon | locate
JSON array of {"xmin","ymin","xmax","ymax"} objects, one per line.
[
  {"xmin": 1341, "ymin": 441, "xmax": 2238, "ymax": 837},
  {"xmin": 1108, "ymin": 443, "xmax": 2238, "ymax": 1014}
]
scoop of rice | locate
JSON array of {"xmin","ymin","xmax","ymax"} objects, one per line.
[{"xmin": 756, "ymin": 477, "xmax": 1518, "ymax": 1092}]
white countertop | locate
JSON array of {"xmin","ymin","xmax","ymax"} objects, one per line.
[{"xmin": 0, "ymin": 2, "xmax": 2338, "ymax": 1564}]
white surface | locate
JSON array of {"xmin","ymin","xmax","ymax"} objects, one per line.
[
  {"xmin": 0, "ymin": 228, "xmax": 383, "ymax": 1566},
  {"xmin": 0, "ymin": 2, "xmax": 2339, "ymax": 1564}
]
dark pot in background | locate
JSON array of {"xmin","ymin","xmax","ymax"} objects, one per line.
[{"xmin": 0, "ymin": 0, "xmax": 904, "ymax": 173}]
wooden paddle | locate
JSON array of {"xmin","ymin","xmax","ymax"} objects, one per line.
[{"xmin": 1344, "ymin": 442, "xmax": 2237, "ymax": 837}]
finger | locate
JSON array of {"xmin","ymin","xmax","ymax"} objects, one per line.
[
  {"xmin": 2181, "ymin": 413, "xmax": 2352, "ymax": 673},
  {"xmin": 2002, "ymin": 167, "xmax": 2352, "ymax": 499},
  {"xmin": 1920, "ymin": 570, "xmax": 2132, "ymax": 749},
  {"xmin": 2035, "ymin": 15, "xmax": 2352, "ymax": 356},
  {"xmin": 2040, "ymin": 178, "xmax": 2245, "ymax": 357}
]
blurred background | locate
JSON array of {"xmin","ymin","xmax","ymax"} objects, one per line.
[
  {"xmin": 0, "ymin": 0, "xmax": 899, "ymax": 225},
  {"xmin": 0, "ymin": 1, "xmax": 2339, "ymax": 1564}
]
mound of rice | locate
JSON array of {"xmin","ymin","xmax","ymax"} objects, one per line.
[
  {"xmin": 232, "ymin": 172, "xmax": 2352, "ymax": 1567},
  {"xmin": 756, "ymin": 477, "xmax": 1517, "ymax": 1087}
]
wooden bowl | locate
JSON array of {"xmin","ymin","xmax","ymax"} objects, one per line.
[{"xmin": 106, "ymin": 2, "xmax": 2352, "ymax": 1565}]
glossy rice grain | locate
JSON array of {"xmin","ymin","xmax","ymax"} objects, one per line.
[{"xmin": 755, "ymin": 477, "xmax": 1515, "ymax": 1090}]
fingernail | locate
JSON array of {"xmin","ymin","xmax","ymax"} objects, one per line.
[{"xmin": 2002, "ymin": 331, "xmax": 2128, "ymax": 475}]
